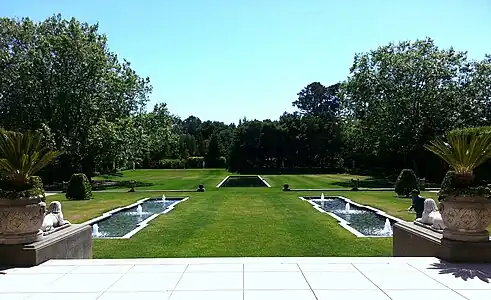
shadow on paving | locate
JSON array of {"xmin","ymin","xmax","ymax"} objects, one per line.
[{"xmin": 427, "ymin": 261, "xmax": 491, "ymax": 283}]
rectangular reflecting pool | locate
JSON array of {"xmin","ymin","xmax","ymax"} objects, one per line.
[
  {"xmin": 216, "ymin": 175, "xmax": 271, "ymax": 188},
  {"xmin": 301, "ymin": 195, "xmax": 401, "ymax": 237},
  {"xmin": 88, "ymin": 197, "xmax": 187, "ymax": 239}
]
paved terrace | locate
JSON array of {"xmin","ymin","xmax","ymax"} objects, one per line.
[{"xmin": 0, "ymin": 257, "xmax": 490, "ymax": 299}]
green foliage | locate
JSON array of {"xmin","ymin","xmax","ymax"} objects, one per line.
[
  {"xmin": 0, "ymin": 15, "xmax": 152, "ymax": 180},
  {"xmin": 66, "ymin": 173, "xmax": 92, "ymax": 200},
  {"xmin": 186, "ymin": 157, "xmax": 204, "ymax": 168},
  {"xmin": 159, "ymin": 159, "xmax": 186, "ymax": 169},
  {"xmin": 293, "ymin": 82, "xmax": 341, "ymax": 117},
  {"xmin": 439, "ymin": 170, "xmax": 491, "ymax": 198},
  {"xmin": 0, "ymin": 175, "xmax": 46, "ymax": 199},
  {"xmin": 340, "ymin": 38, "xmax": 491, "ymax": 179},
  {"xmin": 0, "ymin": 130, "xmax": 60, "ymax": 194},
  {"xmin": 394, "ymin": 169, "xmax": 419, "ymax": 197},
  {"xmin": 425, "ymin": 127, "xmax": 491, "ymax": 175}
]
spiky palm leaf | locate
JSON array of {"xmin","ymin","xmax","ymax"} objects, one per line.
[
  {"xmin": 425, "ymin": 127, "xmax": 491, "ymax": 175},
  {"xmin": 0, "ymin": 130, "xmax": 61, "ymax": 185}
]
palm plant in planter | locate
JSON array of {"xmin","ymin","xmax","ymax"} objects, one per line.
[
  {"xmin": 0, "ymin": 130, "xmax": 61, "ymax": 244},
  {"xmin": 425, "ymin": 127, "xmax": 491, "ymax": 242}
]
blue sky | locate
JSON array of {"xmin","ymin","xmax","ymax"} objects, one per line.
[{"xmin": 3, "ymin": 0, "xmax": 491, "ymax": 124}]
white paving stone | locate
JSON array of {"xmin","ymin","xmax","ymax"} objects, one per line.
[
  {"xmin": 0, "ymin": 274, "xmax": 64, "ymax": 293},
  {"xmin": 244, "ymin": 290, "xmax": 316, "ymax": 300},
  {"xmin": 43, "ymin": 273, "xmax": 123, "ymax": 293},
  {"xmin": 455, "ymin": 290, "xmax": 491, "ymax": 299},
  {"xmin": 314, "ymin": 290, "xmax": 390, "ymax": 300},
  {"xmin": 170, "ymin": 290, "xmax": 243, "ymax": 300},
  {"xmin": 1, "ymin": 257, "xmax": 491, "ymax": 299},
  {"xmin": 128, "ymin": 264, "xmax": 187, "ymax": 273},
  {"xmin": 298, "ymin": 263, "xmax": 357, "ymax": 272},
  {"xmin": 107, "ymin": 273, "xmax": 182, "ymax": 292},
  {"xmin": 303, "ymin": 271, "xmax": 378, "ymax": 290},
  {"xmin": 186, "ymin": 263, "xmax": 243, "ymax": 272},
  {"xmin": 98, "ymin": 291, "xmax": 172, "ymax": 300},
  {"xmin": 175, "ymin": 272, "xmax": 243, "ymax": 291},
  {"xmin": 384, "ymin": 290, "xmax": 467, "ymax": 300},
  {"xmin": 244, "ymin": 271, "xmax": 310, "ymax": 290},
  {"xmin": 244, "ymin": 263, "xmax": 299, "ymax": 272},
  {"xmin": 25, "ymin": 293, "xmax": 102, "ymax": 300}
]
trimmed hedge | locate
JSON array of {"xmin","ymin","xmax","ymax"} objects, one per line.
[
  {"xmin": 66, "ymin": 173, "xmax": 92, "ymax": 200},
  {"xmin": 151, "ymin": 157, "xmax": 227, "ymax": 169},
  {"xmin": 394, "ymin": 169, "xmax": 419, "ymax": 197}
]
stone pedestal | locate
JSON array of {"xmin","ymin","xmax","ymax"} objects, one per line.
[
  {"xmin": 0, "ymin": 224, "xmax": 92, "ymax": 267},
  {"xmin": 393, "ymin": 221, "xmax": 491, "ymax": 263}
]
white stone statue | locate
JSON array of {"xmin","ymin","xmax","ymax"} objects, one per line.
[
  {"xmin": 417, "ymin": 198, "xmax": 445, "ymax": 230},
  {"xmin": 41, "ymin": 201, "xmax": 71, "ymax": 232}
]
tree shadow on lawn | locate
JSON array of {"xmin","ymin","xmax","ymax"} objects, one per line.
[{"xmin": 331, "ymin": 178, "xmax": 394, "ymax": 189}]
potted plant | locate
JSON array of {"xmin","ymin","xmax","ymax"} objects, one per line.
[
  {"xmin": 425, "ymin": 127, "xmax": 491, "ymax": 242},
  {"xmin": 0, "ymin": 130, "xmax": 61, "ymax": 244}
]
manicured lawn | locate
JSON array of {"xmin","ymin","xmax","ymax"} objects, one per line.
[
  {"xmin": 48, "ymin": 169, "xmax": 441, "ymax": 258},
  {"xmin": 93, "ymin": 169, "xmax": 391, "ymax": 190}
]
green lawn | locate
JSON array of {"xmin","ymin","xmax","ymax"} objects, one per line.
[
  {"xmin": 93, "ymin": 169, "xmax": 391, "ymax": 190},
  {"xmin": 49, "ymin": 169, "xmax": 438, "ymax": 258}
]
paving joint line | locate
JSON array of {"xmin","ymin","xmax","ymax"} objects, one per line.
[
  {"xmin": 167, "ymin": 264, "xmax": 189, "ymax": 300},
  {"xmin": 407, "ymin": 262, "xmax": 470, "ymax": 299},
  {"xmin": 350, "ymin": 263, "xmax": 393, "ymax": 300},
  {"xmin": 96, "ymin": 264, "xmax": 136, "ymax": 299},
  {"xmin": 297, "ymin": 263, "xmax": 318, "ymax": 300}
]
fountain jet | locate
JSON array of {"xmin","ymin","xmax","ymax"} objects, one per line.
[
  {"xmin": 92, "ymin": 224, "xmax": 100, "ymax": 237},
  {"xmin": 382, "ymin": 218, "xmax": 393, "ymax": 236}
]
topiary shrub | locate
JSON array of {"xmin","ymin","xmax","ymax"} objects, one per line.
[
  {"xmin": 66, "ymin": 173, "xmax": 92, "ymax": 200},
  {"xmin": 394, "ymin": 169, "xmax": 419, "ymax": 197}
]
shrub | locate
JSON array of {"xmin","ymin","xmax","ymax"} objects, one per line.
[
  {"xmin": 394, "ymin": 169, "xmax": 419, "ymax": 197},
  {"xmin": 0, "ymin": 175, "xmax": 46, "ymax": 199},
  {"xmin": 217, "ymin": 156, "xmax": 227, "ymax": 168},
  {"xmin": 66, "ymin": 173, "xmax": 92, "ymax": 200},
  {"xmin": 186, "ymin": 156, "xmax": 205, "ymax": 168},
  {"xmin": 159, "ymin": 159, "xmax": 186, "ymax": 169},
  {"xmin": 439, "ymin": 170, "xmax": 490, "ymax": 198}
]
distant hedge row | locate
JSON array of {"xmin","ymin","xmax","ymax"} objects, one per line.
[{"xmin": 149, "ymin": 156, "xmax": 227, "ymax": 169}]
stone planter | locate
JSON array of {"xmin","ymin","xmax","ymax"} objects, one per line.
[
  {"xmin": 440, "ymin": 195, "xmax": 491, "ymax": 242},
  {"xmin": 0, "ymin": 196, "xmax": 46, "ymax": 245}
]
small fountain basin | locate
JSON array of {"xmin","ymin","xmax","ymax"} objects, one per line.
[
  {"xmin": 85, "ymin": 197, "xmax": 188, "ymax": 239},
  {"xmin": 301, "ymin": 196, "xmax": 402, "ymax": 237}
]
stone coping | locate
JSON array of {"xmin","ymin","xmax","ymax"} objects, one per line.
[
  {"xmin": 300, "ymin": 195, "xmax": 404, "ymax": 238},
  {"xmin": 216, "ymin": 175, "xmax": 271, "ymax": 188},
  {"xmin": 82, "ymin": 197, "xmax": 189, "ymax": 239}
]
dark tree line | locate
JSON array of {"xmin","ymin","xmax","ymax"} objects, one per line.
[{"xmin": 1, "ymin": 15, "xmax": 490, "ymax": 184}]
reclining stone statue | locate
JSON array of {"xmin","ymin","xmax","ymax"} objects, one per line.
[
  {"xmin": 41, "ymin": 201, "xmax": 71, "ymax": 232},
  {"xmin": 416, "ymin": 198, "xmax": 445, "ymax": 230}
]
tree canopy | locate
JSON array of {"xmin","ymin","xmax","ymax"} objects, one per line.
[{"xmin": 1, "ymin": 15, "xmax": 490, "ymax": 184}]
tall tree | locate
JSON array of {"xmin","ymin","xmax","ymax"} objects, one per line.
[
  {"xmin": 293, "ymin": 82, "xmax": 341, "ymax": 117},
  {"xmin": 0, "ymin": 15, "xmax": 152, "ymax": 180},
  {"xmin": 340, "ymin": 38, "xmax": 491, "ymax": 178}
]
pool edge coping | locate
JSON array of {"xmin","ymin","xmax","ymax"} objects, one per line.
[
  {"xmin": 83, "ymin": 196, "xmax": 190, "ymax": 239},
  {"xmin": 299, "ymin": 195, "xmax": 404, "ymax": 238},
  {"xmin": 216, "ymin": 175, "xmax": 271, "ymax": 188}
]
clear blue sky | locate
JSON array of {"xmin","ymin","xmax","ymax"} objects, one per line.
[{"xmin": 3, "ymin": 0, "xmax": 491, "ymax": 124}]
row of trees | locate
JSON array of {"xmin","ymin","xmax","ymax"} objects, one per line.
[{"xmin": 1, "ymin": 15, "xmax": 490, "ymax": 184}]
